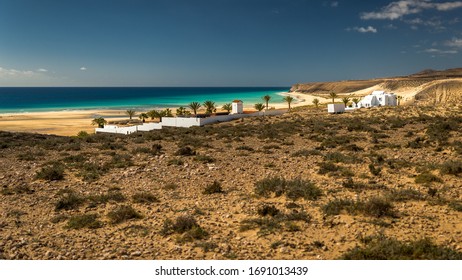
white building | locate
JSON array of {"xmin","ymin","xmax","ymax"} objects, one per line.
[
  {"xmin": 231, "ymin": 100, "xmax": 243, "ymax": 114},
  {"xmin": 357, "ymin": 90, "xmax": 397, "ymax": 108},
  {"xmin": 328, "ymin": 103, "xmax": 345, "ymax": 114}
]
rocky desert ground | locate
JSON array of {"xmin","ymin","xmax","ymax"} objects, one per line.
[{"xmin": 1, "ymin": 102, "xmax": 462, "ymax": 260}]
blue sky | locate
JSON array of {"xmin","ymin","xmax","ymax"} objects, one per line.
[{"xmin": 0, "ymin": 0, "xmax": 461, "ymax": 86}]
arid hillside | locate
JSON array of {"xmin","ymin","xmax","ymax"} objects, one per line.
[
  {"xmin": 290, "ymin": 68, "xmax": 462, "ymax": 105},
  {"xmin": 1, "ymin": 104, "xmax": 462, "ymax": 260}
]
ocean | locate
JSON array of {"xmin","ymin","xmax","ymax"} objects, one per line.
[{"xmin": 0, "ymin": 87, "xmax": 289, "ymax": 113}]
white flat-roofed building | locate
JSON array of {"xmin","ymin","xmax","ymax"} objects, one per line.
[
  {"xmin": 358, "ymin": 90, "xmax": 397, "ymax": 108},
  {"xmin": 231, "ymin": 100, "xmax": 243, "ymax": 114}
]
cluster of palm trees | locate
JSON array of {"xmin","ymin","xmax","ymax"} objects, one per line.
[
  {"xmin": 92, "ymin": 94, "xmax": 302, "ymax": 128},
  {"xmin": 326, "ymin": 91, "xmax": 360, "ymax": 107},
  {"xmin": 124, "ymin": 109, "xmax": 174, "ymax": 122}
]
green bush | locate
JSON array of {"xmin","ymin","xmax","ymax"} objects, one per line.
[
  {"xmin": 254, "ymin": 177, "xmax": 321, "ymax": 201},
  {"xmin": 168, "ymin": 158, "xmax": 184, "ymax": 166},
  {"xmin": 36, "ymin": 162, "xmax": 65, "ymax": 181},
  {"xmin": 322, "ymin": 199, "xmax": 358, "ymax": 216},
  {"xmin": 66, "ymin": 214, "xmax": 102, "ymax": 229},
  {"xmin": 203, "ymin": 181, "xmax": 224, "ymax": 194},
  {"xmin": 107, "ymin": 205, "xmax": 142, "ymax": 224},
  {"xmin": 318, "ymin": 162, "xmax": 339, "ymax": 175},
  {"xmin": 285, "ymin": 178, "xmax": 322, "ymax": 200},
  {"xmin": 257, "ymin": 205, "xmax": 280, "ymax": 217},
  {"xmin": 77, "ymin": 162, "xmax": 108, "ymax": 182},
  {"xmin": 449, "ymin": 201, "xmax": 462, "ymax": 212},
  {"xmin": 440, "ymin": 160, "xmax": 462, "ymax": 175},
  {"xmin": 415, "ymin": 173, "xmax": 442, "ymax": 184},
  {"xmin": 132, "ymin": 192, "xmax": 159, "ymax": 204},
  {"xmin": 76, "ymin": 131, "xmax": 90, "ymax": 138},
  {"xmin": 55, "ymin": 190, "xmax": 85, "ymax": 211},
  {"xmin": 194, "ymin": 155, "xmax": 215, "ymax": 163},
  {"xmin": 240, "ymin": 210, "xmax": 311, "ymax": 235},
  {"xmin": 88, "ymin": 189, "xmax": 126, "ymax": 206},
  {"xmin": 386, "ymin": 188, "xmax": 425, "ymax": 202},
  {"xmin": 341, "ymin": 236, "xmax": 462, "ymax": 260},
  {"xmin": 163, "ymin": 183, "xmax": 179, "ymax": 190},
  {"xmin": 1, "ymin": 185, "xmax": 34, "ymax": 195},
  {"xmin": 322, "ymin": 197, "xmax": 395, "ymax": 218},
  {"xmin": 407, "ymin": 137, "xmax": 425, "ymax": 149},
  {"xmin": 160, "ymin": 215, "xmax": 208, "ymax": 241},
  {"xmin": 236, "ymin": 145, "xmax": 254, "ymax": 151},
  {"xmin": 363, "ymin": 197, "xmax": 395, "ymax": 218},
  {"xmin": 109, "ymin": 154, "xmax": 133, "ymax": 168},
  {"xmin": 426, "ymin": 121, "xmax": 458, "ymax": 143},
  {"xmin": 255, "ymin": 177, "xmax": 286, "ymax": 197},
  {"xmin": 368, "ymin": 164, "xmax": 382, "ymax": 176},
  {"xmin": 324, "ymin": 152, "xmax": 358, "ymax": 164},
  {"xmin": 342, "ymin": 178, "xmax": 367, "ymax": 190}
]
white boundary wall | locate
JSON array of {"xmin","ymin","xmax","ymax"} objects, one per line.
[
  {"xmin": 137, "ymin": 123, "xmax": 162, "ymax": 131},
  {"xmin": 96, "ymin": 109, "xmax": 286, "ymax": 133},
  {"xmin": 161, "ymin": 117, "xmax": 202, "ymax": 128},
  {"xmin": 162, "ymin": 109, "xmax": 286, "ymax": 128},
  {"xmin": 96, "ymin": 122, "xmax": 162, "ymax": 135}
]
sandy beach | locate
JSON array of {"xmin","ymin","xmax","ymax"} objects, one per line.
[
  {"xmin": 0, "ymin": 110, "xmax": 134, "ymax": 136},
  {"xmin": 0, "ymin": 92, "xmax": 315, "ymax": 136}
]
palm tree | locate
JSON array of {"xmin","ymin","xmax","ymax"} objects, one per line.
[
  {"xmin": 139, "ymin": 113, "xmax": 148, "ymax": 123},
  {"xmin": 352, "ymin": 98, "xmax": 360, "ymax": 107},
  {"xmin": 147, "ymin": 110, "xmax": 158, "ymax": 120},
  {"xmin": 164, "ymin": 108, "xmax": 173, "ymax": 117},
  {"xmin": 176, "ymin": 107, "xmax": 188, "ymax": 116},
  {"xmin": 126, "ymin": 109, "xmax": 136, "ymax": 120},
  {"xmin": 254, "ymin": 103, "xmax": 265, "ymax": 111},
  {"xmin": 397, "ymin": 96, "xmax": 403, "ymax": 106},
  {"xmin": 203, "ymin": 100, "xmax": 216, "ymax": 114},
  {"xmin": 262, "ymin": 95, "xmax": 271, "ymax": 110},
  {"xmin": 328, "ymin": 92, "xmax": 338, "ymax": 103},
  {"xmin": 312, "ymin": 98, "xmax": 320, "ymax": 108},
  {"xmin": 283, "ymin": 96, "xmax": 294, "ymax": 111},
  {"xmin": 341, "ymin": 97, "xmax": 351, "ymax": 107},
  {"xmin": 91, "ymin": 117, "xmax": 107, "ymax": 128},
  {"xmin": 188, "ymin": 102, "xmax": 201, "ymax": 115},
  {"xmin": 222, "ymin": 103, "xmax": 232, "ymax": 113},
  {"xmin": 147, "ymin": 110, "xmax": 165, "ymax": 121}
]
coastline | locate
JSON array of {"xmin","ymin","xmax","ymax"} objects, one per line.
[
  {"xmin": 0, "ymin": 91, "xmax": 315, "ymax": 136},
  {"xmin": 0, "ymin": 88, "xmax": 418, "ymax": 136}
]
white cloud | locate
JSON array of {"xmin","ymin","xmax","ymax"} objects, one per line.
[
  {"xmin": 423, "ymin": 48, "xmax": 458, "ymax": 54},
  {"xmin": 408, "ymin": 17, "xmax": 442, "ymax": 26},
  {"xmin": 331, "ymin": 1, "xmax": 339, "ymax": 8},
  {"xmin": 348, "ymin": 26, "xmax": 378, "ymax": 33},
  {"xmin": 0, "ymin": 66, "xmax": 59, "ymax": 86},
  {"xmin": 435, "ymin": 2, "xmax": 462, "ymax": 11},
  {"xmin": 0, "ymin": 67, "xmax": 36, "ymax": 77},
  {"xmin": 446, "ymin": 37, "xmax": 462, "ymax": 48},
  {"xmin": 80, "ymin": 67, "xmax": 87, "ymax": 71},
  {"xmin": 361, "ymin": 0, "xmax": 462, "ymax": 20}
]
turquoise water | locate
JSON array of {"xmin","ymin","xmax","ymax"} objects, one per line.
[{"xmin": 0, "ymin": 87, "xmax": 290, "ymax": 113}]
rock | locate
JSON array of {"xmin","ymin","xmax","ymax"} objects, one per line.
[{"xmin": 130, "ymin": 251, "xmax": 142, "ymax": 257}]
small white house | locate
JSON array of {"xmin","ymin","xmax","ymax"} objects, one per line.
[
  {"xmin": 232, "ymin": 100, "xmax": 243, "ymax": 114},
  {"xmin": 357, "ymin": 90, "xmax": 397, "ymax": 108},
  {"xmin": 328, "ymin": 103, "xmax": 345, "ymax": 114}
]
